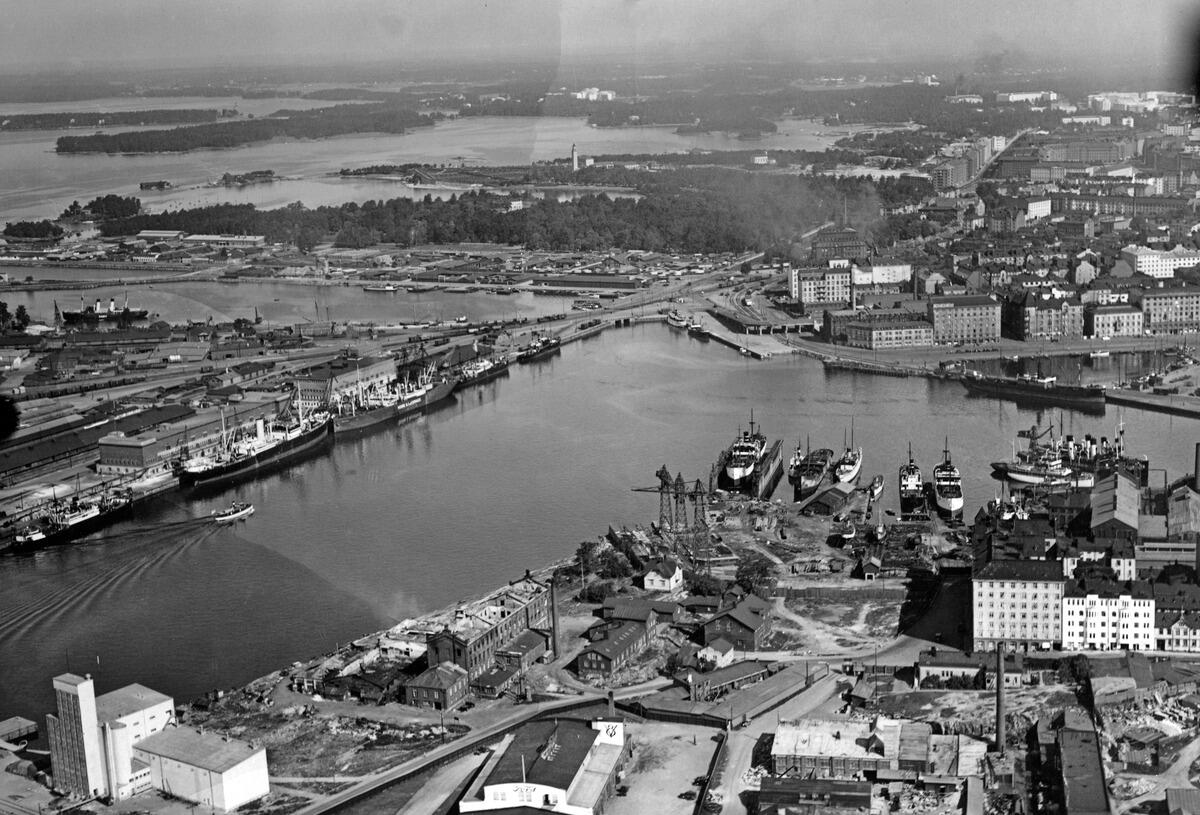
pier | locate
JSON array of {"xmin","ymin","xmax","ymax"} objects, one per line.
[{"xmin": 1104, "ymin": 388, "xmax": 1200, "ymax": 420}]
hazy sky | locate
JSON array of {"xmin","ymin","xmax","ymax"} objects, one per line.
[{"xmin": 1, "ymin": 0, "xmax": 1196, "ymax": 75}]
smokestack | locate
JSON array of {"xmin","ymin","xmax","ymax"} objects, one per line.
[
  {"xmin": 1194, "ymin": 443, "xmax": 1200, "ymax": 492},
  {"xmin": 549, "ymin": 579, "xmax": 561, "ymax": 660},
  {"xmin": 996, "ymin": 647, "xmax": 1006, "ymax": 757}
]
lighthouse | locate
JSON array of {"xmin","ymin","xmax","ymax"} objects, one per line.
[{"xmin": 571, "ymin": 143, "xmax": 579, "ymax": 173}]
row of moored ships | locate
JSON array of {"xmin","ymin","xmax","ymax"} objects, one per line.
[{"xmin": 9, "ymin": 343, "xmax": 542, "ymax": 551}]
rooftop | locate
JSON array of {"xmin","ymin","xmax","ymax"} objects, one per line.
[
  {"xmin": 485, "ymin": 719, "xmax": 596, "ymax": 791},
  {"xmin": 134, "ymin": 726, "xmax": 261, "ymax": 773},
  {"xmin": 1059, "ymin": 729, "xmax": 1110, "ymax": 815},
  {"xmin": 96, "ymin": 683, "xmax": 173, "ymax": 724},
  {"xmin": 772, "ymin": 717, "xmax": 903, "ymax": 761}
]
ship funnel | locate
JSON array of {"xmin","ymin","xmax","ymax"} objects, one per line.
[
  {"xmin": 109, "ymin": 298, "xmax": 117, "ymax": 312},
  {"xmin": 95, "ymin": 298, "xmax": 102, "ymax": 312}
]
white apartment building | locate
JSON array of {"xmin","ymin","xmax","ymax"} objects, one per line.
[
  {"xmin": 853, "ymin": 258, "xmax": 912, "ymax": 287},
  {"xmin": 972, "ymin": 561, "xmax": 1065, "ymax": 651},
  {"xmin": 789, "ymin": 267, "xmax": 852, "ymax": 307},
  {"xmin": 1119, "ymin": 244, "xmax": 1200, "ymax": 279},
  {"xmin": 1157, "ymin": 612, "xmax": 1200, "ymax": 651},
  {"xmin": 1060, "ymin": 583, "xmax": 1155, "ymax": 651}
]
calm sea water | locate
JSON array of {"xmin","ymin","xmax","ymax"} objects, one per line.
[
  {"xmin": 2, "ymin": 324, "xmax": 1198, "ymax": 724},
  {"xmin": 0, "ymin": 114, "xmax": 855, "ymax": 222},
  {"xmin": 9, "ymin": 282, "xmax": 570, "ymax": 327}
]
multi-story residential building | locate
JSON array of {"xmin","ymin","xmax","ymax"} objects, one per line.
[
  {"xmin": 1005, "ymin": 293, "xmax": 1084, "ymax": 341},
  {"xmin": 844, "ymin": 321, "xmax": 934, "ymax": 350},
  {"xmin": 927, "ymin": 295, "xmax": 1001, "ymax": 343},
  {"xmin": 1060, "ymin": 569, "xmax": 1155, "ymax": 651},
  {"xmin": 1139, "ymin": 288, "xmax": 1200, "ymax": 334},
  {"xmin": 1051, "ymin": 193, "xmax": 1193, "ymax": 218},
  {"xmin": 853, "ymin": 258, "xmax": 912, "ymax": 287},
  {"xmin": 972, "ymin": 560, "xmax": 1065, "ymax": 651},
  {"xmin": 931, "ymin": 158, "xmax": 969, "ymax": 191},
  {"xmin": 789, "ymin": 267, "xmax": 852, "ymax": 310},
  {"xmin": 1084, "ymin": 303, "xmax": 1143, "ymax": 338},
  {"xmin": 808, "ymin": 227, "xmax": 869, "ymax": 264},
  {"xmin": 1119, "ymin": 245, "xmax": 1200, "ymax": 279}
]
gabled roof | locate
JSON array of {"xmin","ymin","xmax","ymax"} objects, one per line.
[{"xmin": 705, "ymin": 600, "xmax": 767, "ymax": 634}]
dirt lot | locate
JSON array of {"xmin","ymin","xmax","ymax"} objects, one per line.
[
  {"xmin": 606, "ymin": 722, "xmax": 722, "ymax": 815},
  {"xmin": 875, "ymin": 686, "xmax": 1081, "ymax": 730}
]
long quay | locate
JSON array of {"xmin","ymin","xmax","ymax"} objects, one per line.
[{"xmin": 1104, "ymin": 388, "xmax": 1200, "ymax": 420}]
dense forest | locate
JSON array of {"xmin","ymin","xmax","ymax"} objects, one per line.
[
  {"xmin": 55, "ymin": 103, "xmax": 435, "ymax": 153},
  {"xmin": 60, "ymin": 195, "xmax": 141, "ymax": 220},
  {"xmin": 0, "ymin": 109, "xmax": 224, "ymax": 131},
  {"xmin": 3, "ymin": 220, "xmax": 64, "ymax": 239},
  {"xmin": 97, "ymin": 167, "xmax": 926, "ymax": 254}
]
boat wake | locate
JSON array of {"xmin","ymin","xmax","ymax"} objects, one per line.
[{"xmin": 0, "ymin": 521, "xmax": 221, "ymax": 640}]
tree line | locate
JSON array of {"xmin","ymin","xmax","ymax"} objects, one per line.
[
  {"xmin": 0, "ymin": 109, "xmax": 225, "ymax": 131},
  {"xmin": 96, "ymin": 166, "xmax": 927, "ymax": 254},
  {"xmin": 3, "ymin": 220, "xmax": 64, "ymax": 240},
  {"xmin": 55, "ymin": 103, "xmax": 436, "ymax": 154}
]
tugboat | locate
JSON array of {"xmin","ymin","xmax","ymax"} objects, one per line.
[
  {"xmin": 932, "ymin": 438, "xmax": 964, "ymax": 516},
  {"xmin": 213, "ymin": 501, "xmax": 255, "ymax": 523},
  {"xmin": 898, "ymin": 444, "xmax": 925, "ymax": 515},
  {"xmin": 719, "ymin": 414, "xmax": 768, "ymax": 492},
  {"xmin": 868, "ymin": 474, "xmax": 885, "ymax": 500},
  {"xmin": 687, "ymin": 315, "xmax": 710, "ymax": 341}
]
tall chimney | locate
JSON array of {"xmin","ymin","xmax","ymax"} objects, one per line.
[
  {"xmin": 1193, "ymin": 442, "xmax": 1200, "ymax": 493},
  {"xmin": 995, "ymin": 647, "xmax": 1006, "ymax": 757},
  {"xmin": 549, "ymin": 579, "xmax": 561, "ymax": 660}
]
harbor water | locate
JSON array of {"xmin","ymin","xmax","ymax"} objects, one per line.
[{"xmin": 2, "ymin": 324, "xmax": 1199, "ymax": 725}]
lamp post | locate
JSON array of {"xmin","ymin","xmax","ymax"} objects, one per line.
[{"xmin": 439, "ymin": 710, "xmax": 446, "ymax": 744}]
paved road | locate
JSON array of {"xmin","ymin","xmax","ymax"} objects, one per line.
[{"xmin": 711, "ymin": 674, "xmax": 841, "ymax": 815}]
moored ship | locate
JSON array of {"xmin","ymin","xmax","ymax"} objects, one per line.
[
  {"xmin": 719, "ymin": 415, "xmax": 768, "ymax": 491},
  {"xmin": 899, "ymin": 444, "xmax": 925, "ymax": 515},
  {"xmin": 58, "ymin": 295, "xmax": 150, "ymax": 324},
  {"xmin": 868, "ymin": 474, "xmax": 884, "ymax": 500},
  {"xmin": 516, "ymin": 335, "xmax": 562, "ymax": 364},
  {"xmin": 687, "ymin": 315, "xmax": 710, "ymax": 340},
  {"xmin": 791, "ymin": 447, "xmax": 834, "ymax": 501},
  {"xmin": 960, "ymin": 369, "xmax": 1106, "ymax": 411},
  {"xmin": 931, "ymin": 438, "xmax": 964, "ymax": 516},
  {"xmin": 456, "ymin": 357, "xmax": 510, "ymax": 389},
  {"xmin": 179, "ymin": 402, "xmax": 332, "ymax": 491},
  {"xmin": 12, "ymin": 489, "xmax": 134, "ymax": 551},
  {"xmin": 666, "ymin": 309, "xmax": 689, "ymax": 329}
]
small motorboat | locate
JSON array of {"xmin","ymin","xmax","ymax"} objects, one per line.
[
  {"xmin": 213, "ymin": 501, "xmax": 255, "ymax": 524},
  {"xmin": 868, "ymin": 474, "xmax": 884, "ymax": 500}
]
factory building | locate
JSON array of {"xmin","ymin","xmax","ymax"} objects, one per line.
[{"xmin": 45, "ymin": 674, "xmax": 268, "ymax": 811}]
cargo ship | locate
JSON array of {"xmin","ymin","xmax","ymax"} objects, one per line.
[
  {"xmin": 11, "ymin": 489, "xmax": 134, "ymax": 551},
  {"xmin": 516, "ymin": 335, "xmax": 562, "ymax": 364},
  {"xmin": 931, "ymin": 439, "xmax": 964, "ymax": 516},
  {"xmin": 790, "ymin": 446, "xmax": 834, "ymax": 501},
  {"xmin": 58, "ymin": 295, "xmax": 150, "ymax": 324},
  {"xmin": 960, "ymin": 369, "xmax": 1106, "ymax": 411},
  {"xmin": 719, "ymin": 415, "xmax": 769, "ymax": 491},
  {"xmin": 898, "ymin": 445, "xmax": 925, "ymax": 515},
  {"xmin": 179, "ymin": 403, "xmax": 333, "ymax": 491}
]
